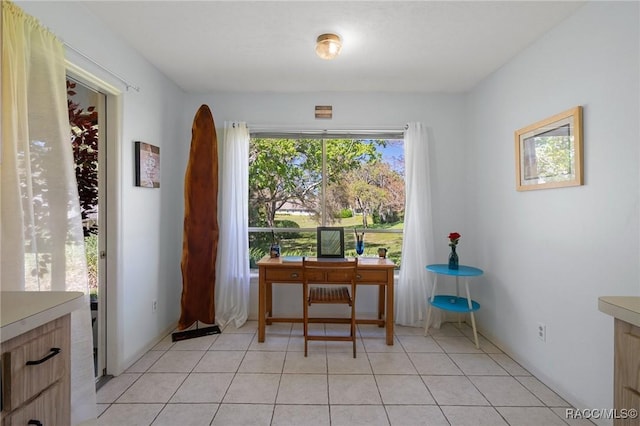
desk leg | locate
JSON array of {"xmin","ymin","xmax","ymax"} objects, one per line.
[
  {"xmin": 266, "ymin": 282, "xmax": 273, "ymax": 325},
  {"xmin": 258, "ymin": 266, "xmax": 266, "ymax": 342},
  {"xmin": 464, "ymin": 280, "xmax": 480, "ymax": 349},
  {"xmin": 378, "ymin": 284, "xmax": 385, "ymax": 326},
  {"xmin": 386, "ymin": 269, "xmax": 394, "ymax": 345}
]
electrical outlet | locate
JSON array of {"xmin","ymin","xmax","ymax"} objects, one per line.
[
  {"xmin": 152, "ymin": 299, "xmax": 157, "ymax": 313},
  {"xmin": 537, "ymin": 322, "xmax": 546, "ymax": 342}
]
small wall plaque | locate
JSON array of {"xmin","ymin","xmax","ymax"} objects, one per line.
[
  {"xmin": 135, "ymin": 141, "xmax": 160, "ymax": 188},
  {"xmin": 315, "ymin": 105, "xmax": 332, "ymax": 119}
]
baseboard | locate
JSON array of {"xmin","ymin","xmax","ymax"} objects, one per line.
[{"xmin": 118, "ymin": 322, "xmax": 177, "ymax": 374}]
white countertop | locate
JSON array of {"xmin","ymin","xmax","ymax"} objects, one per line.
[
  {"xmin": 1, "ymin": 291, "xmax": 85, "ymax": 342},
  {"xmin": 598, "ymin": 296, "xmax": 640, "ymax": 328}
]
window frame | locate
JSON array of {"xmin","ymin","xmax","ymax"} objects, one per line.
[{"xmin": 248, "ymin": 132, "xmax": 405, "ymax": 267}]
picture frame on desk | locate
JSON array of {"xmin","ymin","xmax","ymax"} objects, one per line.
[
  {"xmin": 316, "ymin": 227, "xmax": 345, "ymax": 258},
  {"xmin": 515, "ymin": 106, "xmax": 583, "ymax": 191}
]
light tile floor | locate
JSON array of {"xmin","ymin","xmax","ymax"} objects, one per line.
[{"xmin": 96, "ymin": 321, "xmax": 595, "ymax": 426}]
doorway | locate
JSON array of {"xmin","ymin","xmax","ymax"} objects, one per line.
[{"xmin": 66, "ymin": 77, "xmax": 108, "ymax": 383}]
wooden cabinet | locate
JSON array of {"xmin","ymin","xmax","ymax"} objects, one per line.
[
  {"xmin": 1, "ymin": 315, "xmax": 70, "ymax": 426},
  {"xmin": 614, "ymin": 318, "xmax": 640, "ymax": 426}
]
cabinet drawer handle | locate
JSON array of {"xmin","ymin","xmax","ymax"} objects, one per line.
[
  {"xmin": 625, "ymin": 386, "xmax": 640, "ymax": 398},
  {"xmin": 624, "ymin": 332, "xmax": 640, "ymax": 341},
  {"xmin": 356, "ymin": 274, "xmax": 362, "ymax": 279},
  {"xmin": 26, "ymin": 347, "xmax": 61, "ymax": 366},
  {"xmin": 28, "ymin": 420, "xmax": 43, "ymax": 426},
  {"xmin": 290, "ymin": 273, "xmax": 299, "ymax": 278}
]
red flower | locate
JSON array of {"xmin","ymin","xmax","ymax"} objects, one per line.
[{"xmin": 448, "ymin": 232, "xmax": 461, "ymax": 247}]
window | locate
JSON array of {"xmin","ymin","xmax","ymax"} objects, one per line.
[{"xmin": 249, "ymin": 134, "xmax": 405, "ymax": 268}]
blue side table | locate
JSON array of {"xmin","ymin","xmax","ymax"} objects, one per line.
[{"xmin": 424, "ymin": 264, "xmax": 483, "ymax": 348}]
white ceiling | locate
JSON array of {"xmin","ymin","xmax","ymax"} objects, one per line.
[{"xmin": 80, "ymin": 1, "xmax": 585, "ymax": 93}]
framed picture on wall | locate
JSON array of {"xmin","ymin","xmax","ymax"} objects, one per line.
[
  {"xmin": 135, "ymin": 141, "xmax": 160, "ymax": 188},
  {"xmin": 515, "ymin": 106, "xmax": 583, "ymax": 191}
]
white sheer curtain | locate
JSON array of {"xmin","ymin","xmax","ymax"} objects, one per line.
[
  {"xmin": 215, "ymin": 121, "xmax": 251, "ymax": 328},
  {"xmin": 1, "ymin": 2, "xmax": 97, "ymax": 423},
  {"xmin": 395, "ymin": 122, "xmax": 439, "ymax": 327}
]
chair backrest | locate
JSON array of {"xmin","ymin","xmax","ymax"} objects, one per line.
[{"xmin": 302, "ymin": 257, "xmax": 358, "ymax": 285}]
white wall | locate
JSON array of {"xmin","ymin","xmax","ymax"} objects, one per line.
[
  {"xmin": 18, "ymin": 2, "xmax": 187, "ymax": 374},
  {"xmin": 20, "ymin": 6, "xmax": 639, "ymax": 416},
  {"xmin": 466, "ymin": 1, "xmax": 640, "ymax": 420},
  {"xmin": 182, "ymin": 92, "xmax": 469, "ymax": 317},
  {"xmin": 184, "ymin": 91, "xmax": 470, "ymax": 251}
]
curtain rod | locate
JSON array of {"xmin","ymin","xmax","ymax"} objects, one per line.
[
  {"xmin": 247, "ymin": 125, "xmax": 408, "ymax": 133},
  {"xmin": 63, "ymin": 42, "xmax": 140, "ymax": 92},
  {"xmin": 249, "ymin": 129, "xmax": 406, "ymax": 140}
]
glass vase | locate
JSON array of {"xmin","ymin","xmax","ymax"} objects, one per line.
[{"xmin": 448, "ymin": 245, "xmax": 459, "ymax": 270}]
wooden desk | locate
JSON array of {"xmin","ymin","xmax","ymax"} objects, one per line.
[{"xmin": 257, "ymin": 256, "xmax": 396, "ymax": 345}]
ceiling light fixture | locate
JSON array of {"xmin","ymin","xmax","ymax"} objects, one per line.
[{"xmin": 315, "ymin": 33, "xmax": 342, "ymax": 60}]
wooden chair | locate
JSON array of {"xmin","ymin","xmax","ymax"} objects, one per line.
[{"xmin": 302, "ymin": 257, "xmax": 358, "ymax": 358}]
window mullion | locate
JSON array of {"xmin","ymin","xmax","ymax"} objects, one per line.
[{"xmin": 321, "ymin": 139, "xmax": 327, "ymax": 226}]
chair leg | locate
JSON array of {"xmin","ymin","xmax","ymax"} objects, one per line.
[
  {"xmin": 351, "ymin": 299, "xmax": 357, "ymax": 358},
  {"xmin": 303, "ymin": 283, "xmax": 308, "ymax": 357},
  {"xmin": 352, "ymin": 321, "xmax": 356, "ymax": 358}
]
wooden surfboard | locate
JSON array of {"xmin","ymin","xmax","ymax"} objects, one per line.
[{"xmin": 178, "ymin": 105, "xmax": 219, "ymax": 329}]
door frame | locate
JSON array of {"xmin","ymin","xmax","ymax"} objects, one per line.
[{"xmin": 66, "ymin": 61, "xmax": 122, "ymax": 379}]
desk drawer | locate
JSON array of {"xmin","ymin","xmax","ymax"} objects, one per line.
[
  {"xmin": 265, "ymin": 267, "xmax": 389, "ymax": 284},
  {"xmin": 356, "ymin": 270, "xmax": 388, "ymax": 283},
  {"xmin": 1, "ymin": 317, "xmax": 68, "ymax": 410},
  {"xmin": 265, "ymin": 268, "xmax": 303, "ymax": 282}
]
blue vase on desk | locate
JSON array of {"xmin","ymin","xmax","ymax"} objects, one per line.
[{"xmin": 448, "ymin": 245, "xmax": 459, "ymax": 270}]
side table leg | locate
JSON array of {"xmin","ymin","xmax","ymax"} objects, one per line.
[
  {"xmin": 456, "ymin": 276, "xmax": 461, "ymax": 328},
  {"xmin": 424, "ymin": 274, "xmax": 438, "ymax": 336},
  {"xmin": 464, "ymin": 280, "xmax": 480, "ymax": 349},
  {"xmin": 469, "ymin": 312, "xmax": 480, "ymax": 349},
  {"xmin": 424, "ymin": 305, "xmax": 433, "ymax": 336}
]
